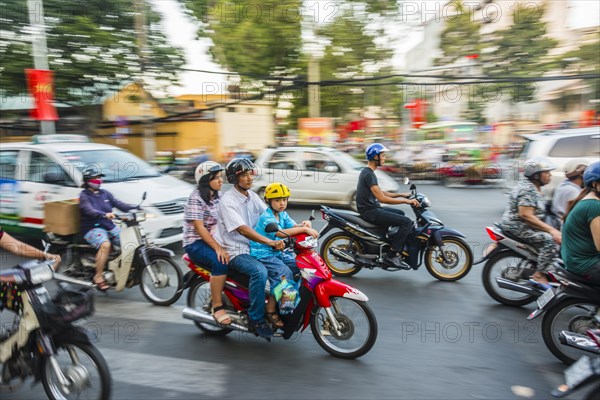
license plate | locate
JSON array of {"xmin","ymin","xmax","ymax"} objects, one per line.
[
  {"xmin": 564, "ymin": 356, "xmax": 595, "ymax": 388},
  {"xmin": 536, "ymin": 287, "xmax": 555, "ymax": 309}
]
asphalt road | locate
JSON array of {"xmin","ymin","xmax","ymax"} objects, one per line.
[{"xmin": 0, "ymin": 183, "xmax": 583, "ymax": 400}]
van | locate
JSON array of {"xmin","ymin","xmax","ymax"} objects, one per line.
[
  {"xmin": 0, "ymin": 134, "xmax": 194, "ymax": 244},
  {"xmin": 519, "ymin": 127, "xmax": 600, "ymax": 198}
]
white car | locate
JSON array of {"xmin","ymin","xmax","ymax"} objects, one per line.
[
  {"xmin": 253, "ymin": 146, "xmax": 400, "ymax": 209},
  {"xmin": 0, "ymin": 134, "xmax": 194, "ymax": 245},
  {"xmin": 519, "ymin": 127, "xmax": 600, "ymax": 199}
]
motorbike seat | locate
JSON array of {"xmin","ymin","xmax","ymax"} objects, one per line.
[
  {"xmin": 183, "ymin": 254, "xmax": 250, "ymax": 289},
  {"xmin": 554, "ymin": 266, "xmax": 600, "ymax": 288},
  {"xmin": 493, "ymin": 223, "xmax": 539, "ymax": 252},
  {"xmin": 328, "ymin": 208, "xmax": 384, "ymax": 230}
]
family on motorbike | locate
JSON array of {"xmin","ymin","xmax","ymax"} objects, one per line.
[
  {"xmin": 183, "ymin": 158, "xmax": 317, "ymax": 340},
  {"xmin": 499, "ymin": 157, "xmax": 599, "ymax": 289}
]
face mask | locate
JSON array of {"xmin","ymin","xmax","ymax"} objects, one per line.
[{"xmin": 88, "ymin": 179, "xmax": 102, "ymax": 190}]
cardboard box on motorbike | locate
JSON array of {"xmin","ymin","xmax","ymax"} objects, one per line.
[{"xmin": 43, "ymin": 199, "xmax": 80, "ymax": 235}]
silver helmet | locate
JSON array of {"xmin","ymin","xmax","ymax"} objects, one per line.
[{"xmin": 523, "ymin": 157, "xmax": 556, "ymax": 178}]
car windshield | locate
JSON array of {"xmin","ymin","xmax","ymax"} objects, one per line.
[
  {"xmin": 331, "ymin": 150, "xmax": 366, "ymax": 171},
  {"xmin": 60, "ymin": 149, "xmax": 160, "ymax": 183}
]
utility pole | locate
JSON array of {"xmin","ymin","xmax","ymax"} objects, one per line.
[
  {"xmin": 135, "ymin": 0, "xmax": 155, "ymax": 161},
  {"xmin": 308, "ymin": 55, "xmax": 320, "ymax": 118},
  {"xmin": 27, "ymin": 0, "xmax": 55, "ymax": 135}
]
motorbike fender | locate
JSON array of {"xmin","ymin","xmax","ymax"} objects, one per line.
[
  {"xmin": 52, "ymin": 325, "xmax": 95, "ymax": 346},
  {"xmin": 314, "ymin": 279, "xmax": 368, "ymax": 307},
  {"xmin": 527, "ymin": 290, "xmax": 566, "ymax": 320},
  {"xmin": 133, "ymin": 246, "xmax": 175, "ymax": 280}
]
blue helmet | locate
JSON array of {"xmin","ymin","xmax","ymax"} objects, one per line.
[
  {"xmin": 583, "ymin": 161, "xmax": 600, "ymax": 187},
  {"xmin": 365, "ymin": 143, "xmax": 390, "ymax": 161}
]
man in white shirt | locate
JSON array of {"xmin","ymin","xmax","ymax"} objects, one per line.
[
  {"xmin": 216, "ymin": 158, "xmax": 284, "ymax": 340},
  {"xmin": 551, "ymin": 159, "xmax": 589, "ymax": 220}
]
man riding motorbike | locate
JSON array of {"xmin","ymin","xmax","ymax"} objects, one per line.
[
  {"xmin": 501, "ymin": 157, "xmax": 561, "ymax": 288},
  {"xmin": 356, "ymin": 143, "xmax": 419, "ymax": 269},
  {"xmin": 79, "ymin": 166, "xmax": 136, "ymax": 290},
  {"xmin": 551, "ymin": 159, "xmax": 589, "ymax": 220},
  {"xmin": 214, "ymin": 158, "xmax": 285, "ymax": 340},
  {"xmin": 561, "ymin": 160, "xmax": 600, "ymax": 285}
]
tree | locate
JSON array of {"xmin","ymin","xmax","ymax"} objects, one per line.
[
  {"xmin": 0, "ymin": 0, "xmax": 185, "ymax": 104},
  {"xmin": 483, "ymin": 3, "xmax": 558, "ymax": 104},
  {"xmin": 435, "ymin": 0, "xmax": 481, "ymax": 66}
]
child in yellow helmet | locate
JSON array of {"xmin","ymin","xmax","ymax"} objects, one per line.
[{"xmin": 250, "ymin": 182, "xmax": 319, "ymax": 329}]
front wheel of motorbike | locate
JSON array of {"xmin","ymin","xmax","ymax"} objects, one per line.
[
  {"xmin": 320, "ymin": 232, "xmax": 363, "ymax": 277},
  {"xmin": 481, "ymin": 250, "xmax": 536, "ymax": 306},
  {"xmin": 541, "ymin": 298, "xmax": 600, "ymax": 365},
  {"xmin": 424, "ymin": 237, "xmax": 473, "ymax": 281},
  {"xmin": 41, "ymin": 341, "xmax": 111, "ymax": 400},
  {"xmin": 139, "ymin": 255, "xmax": 183, "ymax": 306},
  {"xmin": 187, "ymin": 279, "xmax": 233, "ymax": 336},
  {"xmin": 310, "ymin": 297, "xmax": 377, "ymax": 359}
]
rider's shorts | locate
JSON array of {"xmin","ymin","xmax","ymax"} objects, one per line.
[{"xmin": 83, "ymin": 226, "xmax": 121, "ymax": 249}]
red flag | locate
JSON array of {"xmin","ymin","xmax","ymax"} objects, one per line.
[{"xmin": 26, "ymin": 69, "xmax": 59, "ymax": 121}]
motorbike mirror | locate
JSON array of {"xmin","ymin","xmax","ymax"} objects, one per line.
[
  {"xmin": 142, "ymin": 192, "xmax": 147, "ymax": 201},
  {"xmin": 402, "ymin": 177, "xmax": 410, "ymax": 185},
  {"xmin": 309, "ymin": 210, "xmax": 315, "ymax": 221},
  {"xmin": 410, "ymin": 184, "xmax": 416, "ymax": 191},
  {"xmin": 264, "ymin": 222, "xmax": 280, "ymax": 233}
]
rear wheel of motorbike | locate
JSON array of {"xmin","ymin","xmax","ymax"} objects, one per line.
[
  {"xmin": 42, "ymin": 340, "xmax": 111, "ymax": 400},
  {"xmin": 139, "ymin": 255, "xmax": 183, "ymax": 306},
  {"xmin": 481, "ymin": 251, "xmax": 536, "ymax": 306},
  {"xmin": 187, "ymin": 280, "xmax": 233, "ymax": 336},
  {"xmin": 310, "ymin": 297, "xmax": 377, "ymax": 359},
  {"xmin": 320, "ymin": 232, "xmax": 362, "ymax": 277},
  {"xmin": 424, "ymin": 237, "xmax": 472, "ymax": 281},
  {"xmin": 541, "ymin": 298, "xmax": 600, "ymax": 365}
]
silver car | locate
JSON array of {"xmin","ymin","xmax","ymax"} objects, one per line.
[{"xmin": 253, "ymin": 146, "xmax": 400, "ymax": 210}]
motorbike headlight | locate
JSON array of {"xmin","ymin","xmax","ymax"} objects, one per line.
[
  {"xmin": 135, "ymin": 211, "xmax": 147, "ymax": 222},
  {"xmin": 421, "ymin": 196, "xmax": 431, "ymax": 207}
]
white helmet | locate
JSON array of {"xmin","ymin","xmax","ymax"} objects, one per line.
[
  {"xmin": 523, "ymin": 157, "xmax": 556, "ymax": 178},
  {"xmin": 563, "ymin": 158, "xmax": 589, "ymax": 179},
  {"xmin": 194, "ymin": 161, "xmax": 224, "ymax": 184}
]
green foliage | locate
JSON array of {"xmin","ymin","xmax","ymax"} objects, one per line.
[
  {"xmin": 435, "ymin": 0, "xmax": 481, "ymax": 66},
  {"xmin": 0, "ymin": 0, "xmax": 185, "ymax": 104},
  {"xmin": 483, "ymin": 3, "xmax": 558, "ymax": 104}
]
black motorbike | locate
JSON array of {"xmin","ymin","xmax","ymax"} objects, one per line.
[
  {"xmin": 0, "ymin": 257, "xmax": 111, "ymax": 399},
  {"xmin": 552, "ymin": 330, "xmax": 600, "ymax": 400},
  {"xmin": 527, "ymin": 268, "xmax": 600, "ymax": 365},
  {"xmin": 318, "ymin": 180, "xmax": 473, "ymax": 281}
]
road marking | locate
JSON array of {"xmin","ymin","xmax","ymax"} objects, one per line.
[{"xmin": 101, "ymin": 347, "xmax": 227, "ymax": 396}]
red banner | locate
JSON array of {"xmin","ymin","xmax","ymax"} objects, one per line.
[{"xmin": 26, "ymin": 69, "xmax": 59, "ymax": 121}]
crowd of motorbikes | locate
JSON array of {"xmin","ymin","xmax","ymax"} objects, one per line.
[{"xmin": 1, "ymin": 180, "xmax": 598, "ymax": 398}]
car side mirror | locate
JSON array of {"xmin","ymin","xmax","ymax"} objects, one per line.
[
  {"xmin": 43, "ymin": 172, "xmax": 64, "ymax": 185},
  {"xmin": 265, "ymin": 222, "xmax": 279, "ymax": 233}
]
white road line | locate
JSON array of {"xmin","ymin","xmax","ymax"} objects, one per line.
[{"xmin": 101, "ymin": 347, "xmax": 227, "ymax": 396}]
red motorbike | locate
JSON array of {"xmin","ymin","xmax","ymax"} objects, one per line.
[{"xmin": 181, "ymin": 219, "xmax": 378, "ymax": 359}]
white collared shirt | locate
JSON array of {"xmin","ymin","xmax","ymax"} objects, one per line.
[{"xmin": 215, "ymin": 187, "xmax": 267, "ymax": 258}]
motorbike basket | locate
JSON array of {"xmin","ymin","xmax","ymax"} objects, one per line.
[{"xmin": 40, "ymin": 286, "xmax": 95, "ymax": 326}]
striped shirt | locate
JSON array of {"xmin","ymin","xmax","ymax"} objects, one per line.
[
  {"xmin": 215, "ymin": 187, "xmax": 267, "ymax": 258},
  {"xmin": 182, "ymin": 190, "xmax": 220, "ymax": 248}
]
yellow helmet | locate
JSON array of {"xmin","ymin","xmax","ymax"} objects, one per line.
[{"xmin": 264, "ymin": 182, "xmax": 291, "ymax": 200}]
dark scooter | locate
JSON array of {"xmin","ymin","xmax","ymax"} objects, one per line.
[{"xmin": 318, "ymin": 180, "xmax": 472, "ymax": 281}]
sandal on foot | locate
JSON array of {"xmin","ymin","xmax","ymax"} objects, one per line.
[
  {"xmin": 212, "ymin": 305, "xmax": 232, "ymax": 325},
  {"xmin": 266, "ymin": 312, "xmax": 284, "ymax": 329},
  {"xmin": 93, "ymin": 278, "xmax": 110, "ymax": 291}
]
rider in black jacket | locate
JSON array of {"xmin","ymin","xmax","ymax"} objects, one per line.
[{"xmin": 356, "ymin": 143, "xmax": 420, "ymax": 268}]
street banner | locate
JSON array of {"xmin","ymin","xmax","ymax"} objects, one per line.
[
  {"xmin": 298, "ymin": 118, "xmax": 335, "ymax": 146},
  {"xmin": 25, "ymin": 68, "xmax": 59, "ymax": 121}
]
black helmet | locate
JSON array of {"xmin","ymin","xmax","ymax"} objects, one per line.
[
  {"xmin": 225, "ymin": 158, "xmax": 255, "ymax": 184},
  {"xmin": 82, "ymin": 166, "xmax": 105, "ymax": 181}
]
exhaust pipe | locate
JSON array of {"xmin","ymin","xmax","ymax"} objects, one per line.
[
  {"xmin": 328, "ymin": 247, "xmax": 356, "ymax": 264},
  {"xmin": 559, "ymin": 331, "xmax": 600, "ymax": 354},
  {"xmin": 496, "ymin": 277, "xmax": 543, "ymax": 296},
  {"xmin": 182, "ymin": 307, "xmax": 249, "ymax": 332}
]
